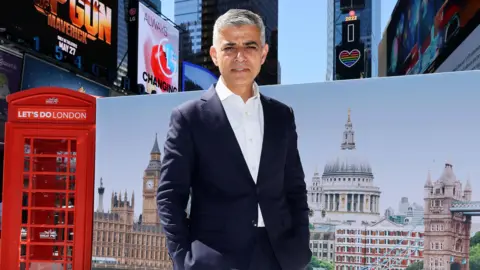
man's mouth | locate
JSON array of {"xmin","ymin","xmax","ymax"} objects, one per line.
[{"xmin": 232, "ymin": 68, "xmax": 249, "ymax": 72}]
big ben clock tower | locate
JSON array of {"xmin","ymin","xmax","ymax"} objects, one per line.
[{"xmin": 142, "ymin": 134, "xmax": 162, "ymax": 225}]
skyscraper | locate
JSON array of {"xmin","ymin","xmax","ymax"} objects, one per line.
[
  {"xmin": 174, "ymin": 0, "xmax": 280, "ymax": 87},
  {"xmin": 114, "ymin": 0, "xmax": 130, "ymax": 89},
  {"xmin": 175, "ymin": 0, "xmax": 202, "ymax": 59},
  {"xmin": 326, "ymin": 0, "xmax": 381, "ymax": 81}
]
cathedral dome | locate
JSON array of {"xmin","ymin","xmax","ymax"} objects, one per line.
[
  {"xmin": 323, "ymin": 149, "xmax": 372, "ymax": 175},
  {"xmin": 322, "ymin": 108, "xmax": 372, "ymax": 176}
]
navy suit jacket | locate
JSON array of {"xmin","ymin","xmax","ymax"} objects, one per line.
[{"xmin": 157, "ymin": 85, "xmax": 312, "ymax": 270}]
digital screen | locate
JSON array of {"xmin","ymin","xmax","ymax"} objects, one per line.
[
  {"xmin": 386, "ymin": 0, "xmax": 480, "ymax": 76},
  {"xmin": 340, "ymin": 0, "xmax": 366, "ymax": 13},
  {"xmin": 21, "ymin": 54, "xmax": 110, "ymax": 97},
  {"xmin": 0, "ymin": 50, "xmax": 23, "ymax": 150},
  {"xmin": 0, "ymin": 0, "xmax": 118, "ymax": 81},
  {"xmin": 335, "ymin": 42, "xmax": 365, "ymax": 80},
  {"xmin": 137, "ymin": 2, "xmax": 180, "ymax": 94},
  {"xmin": 342, "ymin": 20, "xmax": 361, "ymax": 44},
  {"xmin": 182, "ymin": 61, "xmax": 218, "ymax": 91}
]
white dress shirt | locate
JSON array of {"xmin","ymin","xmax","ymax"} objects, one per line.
[{"xmin": 215, "ymin": 77, "xmax": 265, "ymax": 227}]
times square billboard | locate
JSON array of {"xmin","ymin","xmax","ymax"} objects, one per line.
[
  {"xmin": 386, "ymin": 0, "xmax": 480, "ymax": 76},
  {"xmin": 137, "ymin": 2, "xmax": 179, "ymax": 94},
  {"xmin": 0, "ymin": 0, "xmax": 118, "ymax": 81}
]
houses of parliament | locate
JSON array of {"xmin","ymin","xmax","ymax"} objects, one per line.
[{"xmin": 91, "ymin": 135, "xmax": 172, "ymax": 269}]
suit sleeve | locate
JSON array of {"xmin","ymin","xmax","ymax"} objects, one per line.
[
  {"xmin": 284, "ymin": 107, "xmax": 309, "ymax": 230},
  {"xmin": 157, "ymin": 107, "xmax": 194, "ymax": 270}
]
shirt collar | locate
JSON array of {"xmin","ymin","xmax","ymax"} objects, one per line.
[{"xmin": 216, "ymin": 76, "xmax": 260, "ymax": 101}]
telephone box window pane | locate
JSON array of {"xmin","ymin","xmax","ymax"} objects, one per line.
[
  {"xmin": 67, "ymin": 228, "xmax": 74, "ymax": 242},
  {"xmin": 67, "ymin": 245, "xmax": 73, "ymax": 257},
  {"xmin": 67, "ymin": 193, "xmax": 75, "ymax": 209},
  {"xmin": 70, "ymin": 140, "xmax": 77, "ymax": 154},
  {"xmin": 20, "ymin": 244, "xmax": 27, "ymax": 257},
  {"xmin": 32, "ymin": 157, "xmax": 67, "ymax": 173},
  {"xmin": 28, "ymin": 245, "xmax": 65, "ymax": 261},
  {"xmin": 69, "ymin": 157, "xmax": 76, "ymax": 173},
  {"xmin": 32, "ymin": 139, "xmax": 69, "ymax": 155},
  {"xmin": 67, "ymin": 212, "xmax": 74, "ymax": 225},
  {"xmin": 24, "ymin": 138, "xmax": 31, "ymax": 154},
  {"xmin": 32, "ymin": 174, "xmax": 67, "ymax": 190},
  {"xmin": 23, "ymin": 174, "xmax": 29, "ymax": 189},
  {"xmin": 30, "ymin": 192, "xmax": 67, "ymax": 208},
  {"xmin": 31, "ymin": 210, "xmax": 67, "ymax": 225},
  {"xmin": 22, "ymin": 192, "xmax": 29, "ymax": 207},
  {"xmin": 22, "ymin": 209, "xmax": 28, "ymax": 224},
  {"xmin": 69, "ymin": 175, "xmax": 75, "ymax": 191},
  {"xmin": 30, "ymin": 227, "xmax": 65, "ymax": 243},
  {"xmin": 21, "ymin": 227, "xmax": 27, "ymax": 241},
  {"xmin": 24, "ymin": 158, "xmax": 30, "ymax": 172}
]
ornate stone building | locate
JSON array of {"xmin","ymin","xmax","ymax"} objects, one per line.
[
  {"xmin": 423, "ymin": 162, "xmax": 472, "ymax": 270},
  {"xmin": 91, "ymin": 135, "xmax": 172, "ymax": 269},
  {"xmin": 307, "ymin": 109, "xmax": 382, "ymax": 224}
]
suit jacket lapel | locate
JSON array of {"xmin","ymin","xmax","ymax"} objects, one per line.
[
  {"xmin": 201, "ymin": 85, "xmax": 255, "ymax": 186},
  {"xmin": 257, "ymin": 94, "xmax": 279, "ymax": 184}
]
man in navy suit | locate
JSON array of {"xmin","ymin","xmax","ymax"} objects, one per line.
[{"xmin": 157, "ymin": 9, "xmax": 311, "ymax": 270}]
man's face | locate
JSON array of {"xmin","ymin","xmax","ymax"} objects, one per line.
[{"xmin": 210, "ymin": 25, "xmax": 269, "ymax": 88}]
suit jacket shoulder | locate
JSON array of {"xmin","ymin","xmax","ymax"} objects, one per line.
[
  {"xmin": 172, "ymin": 96, "xmax": 204, "ymax": 123},
  {"xmin": 260, "ymin": 93, "xmax": 295, "ymax": 118}
]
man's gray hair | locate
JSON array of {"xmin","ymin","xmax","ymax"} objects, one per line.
[{"xmin": 213, "ymin": 9, "xmax": 266, "ymax": 46}]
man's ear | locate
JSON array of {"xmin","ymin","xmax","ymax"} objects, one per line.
[
  {"xmin": 210, "ymin": 46, "xmax": 218, "ymax": 66},
  {"xmin": 260, "ymin": 43, "xmax": 269, "ymax": 65}
]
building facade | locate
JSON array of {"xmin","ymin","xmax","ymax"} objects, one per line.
[
  {"xmin": 175, "ymin": 0, "xmax": 202, "ymax": 58},
  {"xmin": 385, "ymin": 197, "xmax": 424, "ymax": 226},
  {"xmin": 335, "ymin": 218, "xmax": 424, "ymax": 269},
  {"xmin": 423, "ymin": 163, "xmax": 472, "ymax": 270},
  {"xmin": 326, "ymin": 0, "xmax": 381, "ymax": 81},
  {"xmin": 114, "ymin": 0, "xmax": 130, "ymax": 89},
  {"xmin": 91, "ymin": 136, "xmax": 171, "ymax": 269},
  {"xmin": 308, "ymin": 109, "xmax": 381, "ymax": 224},
  {"xmin": 310, "ymin": 223, "xmax": 337, "ymax": 263}
]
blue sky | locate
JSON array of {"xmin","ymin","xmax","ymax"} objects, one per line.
[
  {"xmin": 160, "ymin": 0, "xmax": 399, "ymax": 84},
  {"xmin": 95, "ymin": 70, "xmax": 480, "ymax": 222}
]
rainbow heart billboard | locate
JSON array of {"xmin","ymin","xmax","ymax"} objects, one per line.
[{"xmin": 339, "ymin": 49, "xmax": 361, "ymax": 68}]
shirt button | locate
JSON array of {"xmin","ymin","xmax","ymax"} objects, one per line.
[{"xmin": 249, "ymin": 138, "xmax": 253, "ymax": 142}]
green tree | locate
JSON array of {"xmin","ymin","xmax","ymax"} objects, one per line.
[
  {"xmin": 306, "ymin": 256, "xmax": 334, "ymax": 270},
  {"xmin": 470, "ymin": 244, "xmax": 480, "ymax": 270},
  {"xmin": 471, "ymin": 231, "xmax": 480, "ymax": 247},
  {"xmin": 405, "ymin": 261, "xmax": 423, "ymax": 270}
]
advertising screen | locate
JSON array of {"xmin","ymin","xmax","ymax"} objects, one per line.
[
  {"xmin": 182, "ymin": 61, "xmax": 218, "ymax": 91},
  {"xmin": 335, "ymin": 42, "xmax": 365, "ymax": 80},
  {"xmin": 0, "ymin": 50, "xmax": 23, "ymax": 149},
  {"xmin": 137, "ymin": 2, "xmax": 180, "ymax": 94},
  {"xmin": 22, "ymin": 54, "xmax": 110, "ymax": 97},
  {"xmin": 93, "ymin": 70, "xmax": 480, "ymax": 269},
  {"xmin": 386, "ymin": 0, "xmax": 480, "ymax": 76},
  {"xmin": 0, "ymin": 0, "xmax": 118, "ymax": 80}
]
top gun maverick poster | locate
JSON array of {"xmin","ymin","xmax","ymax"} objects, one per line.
[{"xmin": 0, "ymin": 0, "xmax": 118, "ymax": 80}]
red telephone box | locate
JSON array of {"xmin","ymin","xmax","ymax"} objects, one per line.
[{"xmin": 1, "ymin": 87, "xmax": 97, "ymax": 270}]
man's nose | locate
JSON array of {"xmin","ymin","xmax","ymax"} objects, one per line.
[{"xmin": 235, "ymin": 49, "xmax": 247, "ymax": 62}]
